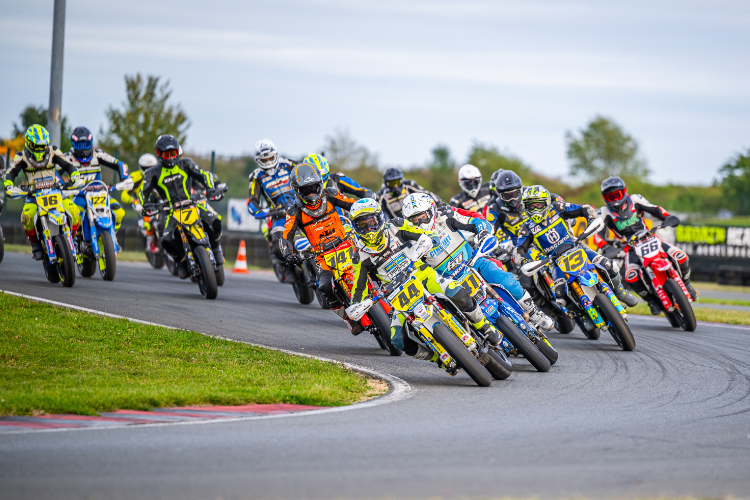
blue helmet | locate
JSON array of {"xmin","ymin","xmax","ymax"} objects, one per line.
[{"xmin": 71, "ymin": 126, "xmax": 94, "ymax": 163}]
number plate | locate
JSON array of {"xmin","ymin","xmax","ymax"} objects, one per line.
[
  {"xmin": 174, "ymin": 207, "xmax": 199, "ymax": 225},
  {"xmin": 322, "ymin": 241, "xmax": 356, "ymax": 273},
  {"xmin": 556, "ymin": 248, "xmax": 587, "ymax": 274},
  {"xmin": 388, "ymin": 276, "xmax": 425, "ymax": 311},
  {"xmin": 635, "ymin": 236, "xmax": 661, "ymax": 258},
  {"xmin": 458, "ymin": 269, "xmax": 484, "ymax": 297},
  {"xmin": 87, "ymin": 193, "xmax": 108, "ymax": 208},
  {"xmin": 37, "ymin": 192, "xmax": 62, "ymax": 210}
]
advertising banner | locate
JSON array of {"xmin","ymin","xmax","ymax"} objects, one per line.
[
  {"xmin": 226, "ymin": 198, "xmax": 261, "ymax": 232},
  {"xmin": 675, "ymin": 225, "xmax": 750, "ymax": 259}
]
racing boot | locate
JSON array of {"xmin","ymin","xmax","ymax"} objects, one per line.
[
  {"xmin": 177, "ymin": 258, "xmax": 190, "ymax": 280},
  {"xmin": 284, "ymin": 263, "xmax": 297, "ymax": 284},
  {"xmin": 212, "ymin": 243, "xmax": 225, "ymax": 266},
  {"xmin": 647, "ymin": 297, "xmax": 662, "ymax": 315},
  {"xmin": 333, "ymin": 306, "xmax": 364, "ymax": 335},
  {"xmin": 477, "ymin": 323, "xmax": 502, "ymax": 346},
  {"xmin": 519, "ymin": 290, "xmax": 555, "ymax": 331},
  {"xmin": 462, "ymin": 301, "xmax": 502, "ymax": 345},
  {"xmin": 414, "ymin": 345, "xmax": 458, "ymax": 375},
  {"xmin": 611, "ymin": 273, "xmax": 639, "ymax": 307},
  {"xmin": 30, "ymin": 241, "xmax": 43, "ymax": 261},
  {"xmin": 146, "ymin": 235, "xmax": 159, "ymax": 254}
]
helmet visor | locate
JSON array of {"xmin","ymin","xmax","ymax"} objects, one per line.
[
  {"xmin": 27, "ymin": 141, "xmax": 48, "ymax": 153},
  {"xmin": 460, "ymin": 178, "xmax": 481, "ymax": 192},
  {"xmin": 408, "ymin": 211, "xmax": 432, "ymax": 227},
  {"xmin": 257, "ymin": 154, "xmax": 277, "ymax": 168},
  {"xmin": 603, "ymin": 189, "xmax": 626, "ymax": 203},
  {"xmin": 354, "ymin": 214, "xmax": 381, "ymax": 233},
  {"xmin": 525, "ymin": 201, "xmax": 547, "ymax": 212},
  {"xmin": 387, "ymin": 179, "xmax": 401, "ymax": 189},
  {"xmin": 500, "ymin": 189, "xmax": 521, "ymax": 202},
  {"xmin": 158, "ymin": 149, "xmax": 179, "ymax": 160},
  {"xmin": 298, "ymin": 183, "xmax": 322, "ymax": 199},
  {"xmin": 72, "ymin": 139, "xmax": 92, "ymax": 151}
]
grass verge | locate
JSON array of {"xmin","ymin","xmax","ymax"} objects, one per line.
[
  {"xmin": 0, "ymin": 293, "xmax": 380, "ymax": 416},
  {"xmin": 695, "ymin": 281, "xmax": 750, "ymax": 294},
  {"xmin": 628, "ymin": 302, "xmax": 750, "ymax": 325}
]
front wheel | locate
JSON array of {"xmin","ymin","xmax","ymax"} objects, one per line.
[
  {"xmin": 292, "ymin": 262, "xmax": 315, "ymax": 305},
  {"xmin": 194, "ymin": 246, "xmax": 218, "ymax": 299},
  {"xmin": 594, "ymin": 293, "xmax": 635, "ymax": 351},
  {"xmin": 664, "ymin": 279, "xmax": 697, "ymax": 332},
  {"xmin": 432, "ymin": 323, "xmax": 492, "ymax": 387},
  {"xmin": 535, "ymin": 337, "xmax": 559, "ymax": 365},
  {"xmin": 367, "ymin": 301, "xmax": 402, "ymax": 356},
  {"xmin": 483, "ymin": 348, "xmax": 513, "ymax": 380},
  {"xmin": 98, "ymin": 231, "xmax": 117, "ymax": 281},
  {"xmin": 215, "ymin": 265, "xmax": 225, "ymax": 286},
  {"xmin": 54, "ymin": 234, "xmax": 76, "ymax": 288},
  {"xmin": 495, "ymin": 315, "xmax": 551, "ymax": 372}
]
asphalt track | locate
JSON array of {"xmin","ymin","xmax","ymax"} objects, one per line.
[{"xmin": 1, "ymin": 251, "xmax": 749, "ymax": 499}]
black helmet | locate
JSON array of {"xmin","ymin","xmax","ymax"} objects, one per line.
[
  {"xmin": 383, "ymin": 168, "xmax": 404, "ymax": 194},
  {"xmin": 600, "ymin": 176, "xmax": 630, "ymax": 217},
  {"xmin": 491, "ymin": 170, "xmax": 524, "ymax": 213},
  {"xmin": 155, "ymin": 135, "xmax": 181, "ymax": 168},
  {"xmin": 290, "ymin": 163, "xmax": 324, "ymax": 208},
  {"xmin": 70, "ymin": 126, "xmax": 94, "ymax": 163}
]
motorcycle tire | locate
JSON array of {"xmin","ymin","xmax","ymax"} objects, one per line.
[
  {"xmin": 432, "ymin": 323, "xmax": 492, "ymax": 387},
  {"xmin": 555, "ymin": 314, "xmax": 576, "ymax": 334},
  {"xmin": 292, "ymin": 263, "xmax": 315, "ymax": 305},
  {"xmin": 575, "ymin": 315, "xmax": 600, "ymax": 340},
  {"xmin": 664, "ymin": 279, "xmax": 697, "ymax": 332},
  {"xmin": 166, "ymin": 253, "xmax": 179, "ymax": 276},
  {"xmin": 665, "ymin": 309, "xmax": 681, "ymax": 328},
  {"xmin": 77, "ymin": 243, "xmax": 97, "ymax": 278},
  {"xmin": 495, "ymin": 315, "xmax": 550, "ymax": 372},
  {"xmin": 594, "ymin": 294, "xmax": 635, "ymax": 351},
  {"xmin": 195, "ymin": 246, "xmax": 218, "ymax": 299},
  {"xmin": 0, "ymin": 225, "xmax": 4, "ymax": 263},
  {"xmin": 535, "ymin": 338, "xmax": 559, "ymax": 365},
  {"xmin": 483, "ymin": 348, "xmax": 513, "ymax": 380},
  {"xmin": 215, "ymin": 265, "xmax": 225, "ymax": 286},
  {"xmin": 272, "ymin": 258, "xmax": 286, "ymax": 283},
  {"xmin": 54, "ymin": 235, "xmax": 76, "ymax": 288},
  {"xmin": 147, "ymin": 249, "xmax": 165, "ymax": 269},
  {"xmin": 43, "ymin": 251, "xmax": 61, "ymax": 284},
  {"xmin": 98, "ymin": 232, "xmax": 117, "ymax": 281},
  {"xmin": 367, "ymin": 301, "xmax": 402, "ymax": 356}
]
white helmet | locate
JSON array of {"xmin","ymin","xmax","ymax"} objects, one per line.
[
  {"xmin": 138, "ymin": 153, "xmax": 158, "ymax": 171},
  {"xmin": 458, "ymin": 164, "xmax": 482, "ymax": 198},
  {"xmin": 402, "ymin": 193, "xmax": 437, "ymax": 231},
  {"xmin": 254, "ymin": 139, "xmax": 279, "ymax": 173}
]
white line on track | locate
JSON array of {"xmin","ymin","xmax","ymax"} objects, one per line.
[{"xmin": 0, "ymin": 290, "xmax": 415, "ymax": 435}]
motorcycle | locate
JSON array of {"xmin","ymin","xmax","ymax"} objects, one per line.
[
  {"xmin": 138, "ymin": 211, "xmax": 168, "ymax": 270},
  {"xmin": 144, "ymin": 197, "xmax": 220, "ymax": 300},
  {"xmin": 7, "ymin": 180, "xmax": 79, "ymax": 287},
  {"xmin": 348, "ymin": 234, "xmax": 512, "ymax": 386},
  {"xmin": 0, "ymin": 198, "xmax": 4, "ymax": 264},
  {"xmin": 606, "ymin": 217, "xmax": 695, "ymax": 331},
  {"xmin": 192, "ymin": 185, "xmax": 228, "ymax": 287},
  {"xmin": 446, "ymin": 235, "xmax": 557, "ymax": 372},
  {"xmin": 74, "ymin": 178, "xmax": 133, "ymax": 281},
  {"xmin": 522, "ymin": 219, "xmax": 636, "ymax": 351},
  {"xmin": 286, "ymin": 235, "xmax": 319, "ymax": 305}
]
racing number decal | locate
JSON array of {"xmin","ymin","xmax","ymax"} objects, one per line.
[
  {"xmin": 39, "ymin": 193, "xmax": 61, "ymax": 208},
  {"xmin": 636, "ymin": 238, "xmax": 660, "ymax": 258},
  {"xmin": 324, "ymin": 245, "xmax": 356, "ymax": 270},
  {"xmin": 460, "ymin": 272, "xmax": 482, "ymax": 296},
  {"xmin": 393, "ymin": 279, "xmax": 422, "ymax": 310},
  {"xmin": 557, "ymin": 248, "xmax": 587, "ymax": 274}
]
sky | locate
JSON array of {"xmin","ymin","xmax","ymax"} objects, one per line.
[{"xmin": 1, "ymin": 0, "xmax": 749, "ymax": 185}]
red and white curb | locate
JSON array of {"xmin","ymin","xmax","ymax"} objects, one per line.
[{"xmin": 0, "ymin": 290, "xmax": 414, "ymax": 434}]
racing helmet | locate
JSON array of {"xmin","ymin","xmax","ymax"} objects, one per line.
[
  {"xmin": 70, "ymin": 126, "xmax": 94, "ymax": 163},
  {"xmin": 254, "ymin": 139, "xmax": 279, "ymax": 173},
  {"xmin": 155, "ymin": 135, "xmax": 181, "ymax": 168},
  {"xmin": 493, "ymin": 170, "xmax": 524, "ymax": 214},
  {"xmin": 24, "ymin": 125, "xmax": 51, "ymax": 168},
  {"xmin": 457, "ymin": 164, "xmax": 482, "ymax": 198},
  {"xmin": 290, "ymin": 163, "xmax": 324, "ymax": 208},
  {"xmin": 402, "ymin": 192, "xmax": 437, "ymax": 232},
  {"xmin": 383, "ymin": 168, "xmax": 404, "ymax": 194},
  {"xmin": 138, "ymin": 153, "xmax": 159, "ymax": 171},
  {"xmin": 601, "ymin": 176, "xmax": 631, "ymax": 218},
  {"xmin": 304, "ymin": 153, "xmax": 330, "ymax": 185},
  {"xmin": 522, "ymin": 185, "xmax": 552, "ymax": 224},
  {"xmin": 350, "ymin": 198, "xmax": 388, "ymax": 251}
]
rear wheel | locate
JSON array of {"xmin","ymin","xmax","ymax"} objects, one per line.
[
  {"xmin": 495, "ymin": 315, "xmax": 550, "ymax": 372},
  {"xmin": 166, "ymin": 253, "xmax": 179, "ymax": 276},
  {"xmin": 215, "ymin": 265, "xmax": 225, "ymax": 286},
  {"xmin": 194, "ymin": 246, "xmax": 218, "ymax": 299},
  {"xmin": 555, "ymin": 314, "xmax": 576, "ymax": 334},
  {"xmin": 483, "ymin": 348, "xmax": 513, "ymax": 380},
  {"xmin": 594, "ymin": 294, "xmax": 635, "ymax": 351},
  {"xmin": 664, "ymin": 279, "xmax": 697, "ymax": 332},
  {"xmin": 77, "ymin": 238, "xmax": 97, "ymax": 278},
  {"xmin": 432, "ymin": 323, "xmax": 492, "ymax": 387},
  {"xmin": 98, "ymin": 231, "xmax": 117, "ymax": 281},
  {"xmin": 54, "ymin": 235, "xmax": 76, "ymax": 288},
  {"xmin": 146, "ymin": 248, "xmax": 165, "ymax": 269},
  {"xmin": 367, "ymin": 301, "xmax": 402, "ymax": 356}
]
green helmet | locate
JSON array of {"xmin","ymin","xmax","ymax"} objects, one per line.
[
  {"xmin": 350, "ymin": 198, "xmax": 387, "ymax": 251},
  {"xmin": 24, "ymin": 125, "xmax": 51, "ymax": 167},
  {"xmin": 522, "ymin": 185, "xmax": 552, "ymax": 224}
]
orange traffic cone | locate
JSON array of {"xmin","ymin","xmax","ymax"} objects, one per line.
[{"xmin": 233, "ymin": 240, "xmax": 250, "ymax": 274}]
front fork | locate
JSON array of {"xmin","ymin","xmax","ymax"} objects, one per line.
[{"xmin": 570, "ymin": 280, "xmax": 606, "ymax": 329}]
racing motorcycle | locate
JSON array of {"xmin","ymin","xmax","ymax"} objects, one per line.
[
  {"xmin": 144, "ymin": 196, "xmax": 221, "ymax": 300},
  {"xmin": 285, "ymin": 235, "xmax": 319, "ymax": 305},
  {"xmin": 605, "ymin": 216, "xmax": 695, "ymax": 331},
  {"xmin": 522, "ymin": 219, "xmax": 636, "ymax": 351},
  {"xmin": 447, "ymin": 235, "xmax": 557, "ymax": 372},
  {"xmin": 348, "ymin": 235, "xmax": 513, "ymax": 386},
  {"xmin": 0, "ymin": 198, "xmax": 4, "ymax": 264},
  {"xmin": 7, "ymin": 180, "xmax": 79, "ymax": 287},
  {"xmin": 75, "ymin": 178, "xmax": 133, "ymax": 281}
]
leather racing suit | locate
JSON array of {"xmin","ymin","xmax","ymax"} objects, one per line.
[
  {"xmin": 449, "ymin": 181, "xmax": 493, "ymax": 214},
  {"xmin": 376, "ymin": 179, "xmax": 440, "ymax": 219},
  {"xmin": 247, "ymin": 159, "xmax": 296, "ymax": 253}
]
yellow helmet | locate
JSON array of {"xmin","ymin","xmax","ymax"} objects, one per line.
[
  {"xmin": 350, "ymin": 198, "xmax": 387, "ymax": 251},
  {"xmin": 522, "ymin": 185, "xmax": 551, "ymax": 224},
  {"xmin": 304, "ymin": 153, "xmax": 329, "ymax": 186}
]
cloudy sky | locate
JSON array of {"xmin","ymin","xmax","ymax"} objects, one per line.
[{"xmin": 1, "ymin": 0, "xmax": 749, "ymax": 184}]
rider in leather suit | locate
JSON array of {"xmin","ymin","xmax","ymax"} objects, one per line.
[
  {"xmin": 375, "ymin": 167, "xmax": 440, "ymax": 219},
  {"xmin": 449, "ymin": 164, "xmax": 493, "ymax": 213}
]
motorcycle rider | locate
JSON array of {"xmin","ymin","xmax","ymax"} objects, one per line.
[
  {"xmin": 375, "ymin": 167, "xmax": 440, "ymax": 219},
  {"xmin": 449, "ymin": 164, "xmax": 493, "ymax": 213},
  {"xmin": 597, "ymin": 176, "xmax": 695, "ymax": 314},
  {"xmin": 121, "ymin": 153, "xmax": 161, "ymax": 253},
  {"xmin": 277, "ymin": 163, "xmax": 361, "ymax": 332},
  {"xmin": 66, "ymin": 126, "xmax": 129, "ymax": 233},
  {"xmin": 3, "ymin": 125, "xmax": 82, "ymax": 260},
  {"xmin": 247, "ymin": 139, "xmax": 297, "ymax": 268},
  {"xmin": 512, "ymin": 185, "xmax": 639, "ymax": 308},
  {"xmin": 139, "ymin": 135, "xmax": 219, "ymax": 279},
  {"xmin": 304, "ymin": 153, "xmax": 374, "ymax": 201},
  {"xmin": 347, "ymin": 198, "xmax": 501, "ymax": 366},
  {"xmin": 402, "ymin": 193, "xmax": 554, "ymax": 332}
]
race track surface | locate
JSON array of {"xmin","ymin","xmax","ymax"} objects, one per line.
[{"xmin": 1, "ymin": 252, "xmax": 749, "ymax": 499}]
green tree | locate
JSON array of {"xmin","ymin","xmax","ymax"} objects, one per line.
[
  {"xmin": 565, "ymin": 116, "xmax": 649, "ymax": 181},
  {"xmin": 323, "ymin": 129, "xmax": 379, "ymax": 171},
  {"xmin": 718, "ymin": 149, "xmax": 750, "ymax": 215},
  {"xmin": 467, "ymin": 142, "xmax": 531, "ymax": 181},
  {"xmin": 99, "ymin": 74, "xmax": 189, "ymax": 166},
  {"xmin": 11, "ymin": 105, "xmax": 72, "ymax": 152}
]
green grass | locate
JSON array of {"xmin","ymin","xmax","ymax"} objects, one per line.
[
  {"xmin": 0, "ymin": 293, "xmax": 378, "ymax": 416},
  {"xmin": 699, "ymin": 297, "xmax": 750, "ymax": 307},
  {"xmin": 628, "ymin": 302, "xmax": 750, "ymax": 325},
  {"xmin": 695, "ymin": 281, "xmax": 750, "ymax": 294}
]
